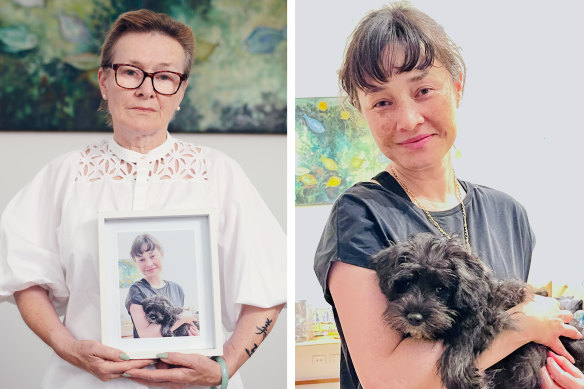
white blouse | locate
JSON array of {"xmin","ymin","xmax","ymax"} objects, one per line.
[{"xmin": 0, "ymin": 134, "xmax": 286, "ymax": 389}]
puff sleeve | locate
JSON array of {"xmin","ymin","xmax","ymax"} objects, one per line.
[
  {"xmin": 0, "ymin": 155, "xmax": 72, "ymax": 314},
  {"xmin": 211, "ymin": 154, "xmax": 286, "ymax": 331}
]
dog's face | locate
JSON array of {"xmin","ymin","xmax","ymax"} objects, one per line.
[
  {"xmin": 372, "ymin": 234, "xmax": 493, "ymax": 340},
  {"xmin": 141, "ymin": 295, "xmax": 181, "ymax": 326}
]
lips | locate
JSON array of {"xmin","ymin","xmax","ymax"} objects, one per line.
[
  {"xmin": 398, "ymin": 134, "xmax": 435, "ymax": 150},
  {"xmin": 399, "ymin": 134, "xmax": 434, "ymax": 145},
  {"xmin": 131, "ymin": 107, "xmax": 156, "ymax": 112}
]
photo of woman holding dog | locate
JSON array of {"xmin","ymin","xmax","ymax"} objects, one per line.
[
  {"xmin": 124, "ymin": 233, "xmax": 199, "ymax": 339},
  {"xmin": 0, "ymin": 8, "xmax": 285, "ymax": 389},
  {"xmin": 312, "ymin": 2, "xmax": 584, "ymax": 388}
]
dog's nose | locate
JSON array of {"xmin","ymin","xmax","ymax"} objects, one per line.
[{"xmin": 406, "ymin": 312, "xmax": 424, "ymax": 326}]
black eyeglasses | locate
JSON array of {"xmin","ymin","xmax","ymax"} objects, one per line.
[{"xmin": 103, "ymin": 63, "xmax": 187, "ymax": 96}]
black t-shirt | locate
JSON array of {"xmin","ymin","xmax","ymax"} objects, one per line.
[{"xmin": 314, "ymin": 172, "xmax": 535, "ymax": 389}]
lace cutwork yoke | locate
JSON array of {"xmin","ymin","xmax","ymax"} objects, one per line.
[{"xmin": 76, "ymin": 138, "xmax": 208, "ymax": 182}]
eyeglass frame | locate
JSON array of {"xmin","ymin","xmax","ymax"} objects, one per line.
[{"xmin": 102, "ymin": 63, "xmax": 187, "ymax": 96}]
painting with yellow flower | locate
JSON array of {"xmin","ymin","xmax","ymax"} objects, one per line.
[{"xmin": 295, "ymin": 97, "xmax": 389, "ymax": 205}]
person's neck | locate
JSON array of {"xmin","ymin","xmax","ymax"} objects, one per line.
[
  {"xmin": 389, "ymin": 159, "xmax": 463, "ymax": 211},
  {"xmin": 114, "ymin": 129, "xmax": 167, "ymax": 154},
  {"xmin": 146, "ymin": 277, "xmax": 164, "ymax": 289}
]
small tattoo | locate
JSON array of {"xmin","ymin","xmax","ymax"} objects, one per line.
[
  {"xmin": 255, "ymin": 318, "xmax": 273, "ymax": 339},
  {"xmin": 245, "ymin": 343, "xmax": 259, "ymax": 357}
]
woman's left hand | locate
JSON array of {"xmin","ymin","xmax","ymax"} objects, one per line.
[
  {"xmin": 541, "ymin": 351, "xmax": 584, "ymax": 389},
  {"xmin": 187, "ymin": 324, "xmax": 198, "ymax": 337},
  {"xmin": 125, "ymin": 352, "xmax": 221, "ymax": 388}
]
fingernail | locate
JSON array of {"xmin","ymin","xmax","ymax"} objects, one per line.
[
  {"xmin": 120, "ymin": 352, "xmax": 130, "ymax": 361},
  {"xmin": 149, "ymin": 361, "xmax": 157, "ymax": 365},
  {"xmin": 122, "ymin": 373, "xmax": 132, "ymax": 378},
  {"xmin": 156, "ymin": 353, "xmax": 168, "ymax": 359}
]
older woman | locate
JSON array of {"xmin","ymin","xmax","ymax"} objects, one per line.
[
  {"xmin": 314, "ymin": 3, "xmax": 582, "ymax": 389},
  {"xmin": 0, "ymin": 9, "xmax": 285, "ymax": 389},
  {"xmin": 126, "ymin": 234, "xmax": 198, "ymax": 338}
]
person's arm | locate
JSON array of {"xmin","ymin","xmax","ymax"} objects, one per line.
[
  {"xmin": 330, "ymin": 262, "xmax": 445, "ymax": 389},
  {"xmin": 129, "ymin": 303, "xmax": 164, "ymax": 338},
  {"xmin": 169, "ymin": 310, "xmax": 199, "ymax": 335},
  {"xmin": 14, "ymin": 285, "xmax": 153, "ymax": 381},
  {"xmin": 476, "ymin": 295, "xmax": 581, "ymax": 369},
  {"xmin": 124, "ymin": 303, "xmax": 285, "ymax": 387}
]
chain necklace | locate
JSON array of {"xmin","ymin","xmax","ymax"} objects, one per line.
[{"xmin": 389, "ymin": 166, "xmax": 470, "ymax": 250}]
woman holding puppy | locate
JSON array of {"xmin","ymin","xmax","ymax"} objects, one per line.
[
  {"xmin": 314, "ymin": 2, "xmax": 583, "ymax": 388},
  {"xmin": 125, "ymin": 233, "xmax": 198, "ymax": 338}
]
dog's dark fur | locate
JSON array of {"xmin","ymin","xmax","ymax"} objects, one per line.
[
  {"xmin": 372, "ymin": 233, "xmax": 584, "ymax": 389},
  {"xmin": 140, "ymin": 295, "xmax": 192, "ymax": 337}
]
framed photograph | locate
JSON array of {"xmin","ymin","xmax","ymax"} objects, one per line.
[{"xmin": 98, "ymin": 209, "xmax": 223, "ymax": 359}]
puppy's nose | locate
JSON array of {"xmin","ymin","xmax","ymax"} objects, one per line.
[{"xmin": 406, "ymin": 312, "xmax": 424, "ymax": 326}]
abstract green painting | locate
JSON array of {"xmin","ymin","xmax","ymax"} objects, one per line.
[
  {"xmin": 0, "ymin": 0, "xmax": 286, "ymax": 133},
  {"xmin": 295, "ymin": 97, "xmax": 390, "ymax": 205}
]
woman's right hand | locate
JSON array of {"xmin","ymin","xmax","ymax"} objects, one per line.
[
  {"xmin": 541, "ymin": 351, "xmax": 584, "ymax": 388},
  {"xmin": 519, "ymin": 295, "xmax": 582, "ymax": 362},
  {"xmin": 56, "ymin": 338, "xmax": 153, "ymax": 382}
]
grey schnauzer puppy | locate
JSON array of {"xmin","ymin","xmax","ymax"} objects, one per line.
[
  {"xmin": 140, "ymin": 295, "xmax": 192, "ymax": 337},
  {"xmin": 372, "ymin": 233, "xmax": 584, "ymax": 389}
]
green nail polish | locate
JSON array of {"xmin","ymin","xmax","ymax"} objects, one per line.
[
  {"xmin": 122, "ymin": 373, "xmax": 132, "ymax": 378},
  {"xmin": 120, "ymin": 352, "xmax": 130, "ymax": 361},
  {"xmin": 156, "ymin": 352, "xmax": 168, "ymax": 359}
]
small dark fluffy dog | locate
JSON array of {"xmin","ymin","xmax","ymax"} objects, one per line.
[
  {"xmin": 140, "ymin": 295, "xmax": 194, "ymax": 337},
  {"xmin": 372, "ymin": 233, "xmax": 584, "ymax": 389}
]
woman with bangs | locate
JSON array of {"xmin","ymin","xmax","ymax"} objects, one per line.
[{"xmin": 314, "ymin": 3, "xmax": 583, "ymax": 388}]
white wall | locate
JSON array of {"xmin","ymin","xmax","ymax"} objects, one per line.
[
  {"xmin": 295, "ymin": 0, "xmax": 584, "ymax": 309},
  {"xmin": 0, "ymin": 131, "xmax": 286, "ymax": 388}
]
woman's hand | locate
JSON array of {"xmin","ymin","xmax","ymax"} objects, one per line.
[
  {"xmin": 13, "ymin": 286, "xmax": 152, "ymax": 381},
  {"xmin": 187, "ymin": 323, "xmax": 199, "ymax": 336},
  {"xmin": 125, "ymin": 352, "xmax": 221, "ymax": 388},
  {"xmin": 57, "ymin": 338, "xmax": 153, "ymax": 382},
  {"xmin": 541, "ymin": 351, "xmax": 584, "ymax": 389},
  {"xmin": 519, "ymin": 295, "xmax": 582, "ymax": 362},
  {"xmin": 126, "ymin": 303, "xmax": 284, "ymax": 388}
]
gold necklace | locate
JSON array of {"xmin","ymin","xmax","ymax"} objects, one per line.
[{"xmin": 389, "ymin": 166, "xmax": 470, "ymax": 250}]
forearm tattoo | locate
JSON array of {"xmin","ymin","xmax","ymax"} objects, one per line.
[
  {"xmin": 244, "ymin": 318, "xmax": 273, "ymax": 358},
  {"xmin": 255, "ymin": 318, "xmax": 272, "ymax": 339},
  {"xmin": 245, "ymin": 343, "xmax": 259, "ymax": 357}
]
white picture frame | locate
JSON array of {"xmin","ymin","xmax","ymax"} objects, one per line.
[{"xmin": 98, "ymin": 209, "xmax": 223, "ymax": 359}]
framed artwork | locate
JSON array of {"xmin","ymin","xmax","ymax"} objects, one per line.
[
  {"xmin": 295, "ymin": 96, "xmax": 389, "ymax": 206},
  {"xmin": 98, "ymin": 209, "xmax": 223, "ymax": 359},
  {"xmin": 0, "ymin": 0, "xmax": 286, "ymax": 133}
]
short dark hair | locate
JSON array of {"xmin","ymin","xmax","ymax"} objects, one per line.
[
  {"xmin": 130, "ymin": 234, "xmax": 163, "ymax": 260},
  {"xmin": 339, "ymin": 1, "xmax": 466, "ymax": 110}
]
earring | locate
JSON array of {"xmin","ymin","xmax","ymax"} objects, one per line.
[
  {"xmin": 176, "ymin": 106, "xmax": 181, "ymax": 111},
  {"xmin": 453, "ymin": 144, "xmax": 463, "ymax": 160},
  {"xmin": 102, "ymin": 94, "xmax": 107, "ymax": 100}
]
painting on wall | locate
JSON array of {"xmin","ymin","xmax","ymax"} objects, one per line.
[
  {"xmin": 0, "ymin": 0, "xmax": 286, "ymax": 133},
  {"xmin": 295, "ymin": 97, "xmax": 390, "ymax": 206}
]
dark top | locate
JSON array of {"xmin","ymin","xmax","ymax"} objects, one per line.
[
  {"xmin": 314, "ymin": 171, "xmax": 535, "ymax": 389},
  {"xmin": 125, "ymin": 278, "xmax": 185, "ymax": 338}
]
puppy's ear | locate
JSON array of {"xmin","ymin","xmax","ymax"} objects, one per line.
[
  {"xmin": 371, "ymin": 241, "xmax": 402, "ymax": 295},
  {"xmin": 451, "ymin": 247, "xmax": 493, "ymax": 311}
]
